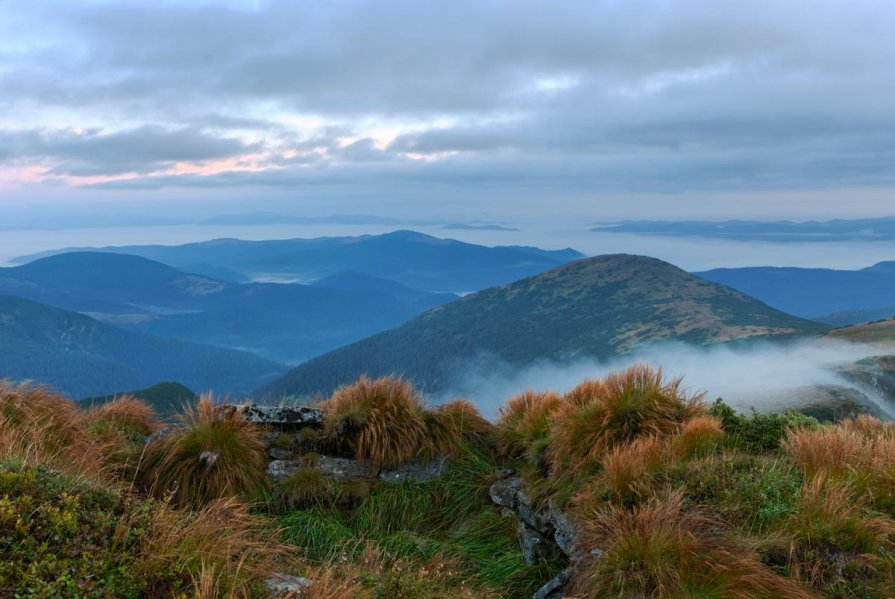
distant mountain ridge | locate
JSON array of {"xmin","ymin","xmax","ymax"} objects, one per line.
[
  {"xmin": 13, "ymin": 230, "xmax": 583, "ymax": 293},
  {"xmin": 0, "ymin": 295, "xmax": 285, "ymax": 398},
  {"xmin": 697, "ymin": 262, "xmax": 895, "ymax": 323},
  {"xmin": 258, "ymin": 254, "xmax": 827, "ymax": 399},
  {"xmin": 595, "ymin": 217, "xmax": 895, "ymax": 242}
]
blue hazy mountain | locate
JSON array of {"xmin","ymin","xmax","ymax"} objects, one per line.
[
  {"xmin": 313, "ymin": 271, "xmax": 459, "ymax": 311},
  {"xmin": 697, "ymin": 262, "xmax": 895, "ymax": 323},
  {"xmin": 14, "ymin": 230, "xmax": 583, "ymax": 293},
  {"xmin": 0, "ymin": 295, "xmax": 285, "ymax": 398},
  {"xmin": 0, "ymin": 252, "xmax": 440, "ymax": 364}
]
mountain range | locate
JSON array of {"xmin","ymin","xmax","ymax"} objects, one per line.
[
  {"xmin": 0, "ymin": 295, "xmax": 285, "ymax": 398},
  {"xmin": 0, "ymin": 252, "xmax": 449, "ymax": 364},
  {"xmin": 258, "ymin": 254, "xmax": 828, "ymax": 399},
  {"xmin": 13, "ymin": 230, "xmax": 583, "ymax": 292},
  {"xmin": 697, "ymin": 262, "xmax": 895, "ymax": 323}
]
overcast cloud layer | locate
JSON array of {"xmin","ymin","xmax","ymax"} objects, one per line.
[{"xmin": 1, "ymin": 0, "xmax": 894, "ymax": 220}]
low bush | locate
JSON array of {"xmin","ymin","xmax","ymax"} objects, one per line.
[{"xmin": 709, "ymin": 398, "xmax": 818, "ymax": 452}]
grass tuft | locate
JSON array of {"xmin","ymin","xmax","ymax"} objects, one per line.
[
  {"xmin": 138, "ymin": 394, "xmax": 268, "ymax": 508},
  {"xmin": 322, "ymin": 375, "xmax": 430, "ymax": 470}
]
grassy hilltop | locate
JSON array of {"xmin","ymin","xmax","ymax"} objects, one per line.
[{"xmin": 3, "ymin": 367, "xmax": 895, "ymax": 598}]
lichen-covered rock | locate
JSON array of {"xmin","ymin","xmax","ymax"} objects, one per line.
[
  {"xmin": 145, "ymin": 427, "xmax": 171, "ymax": 446},
  {"xmin": 268, "ymin": 447, "xmax": 294, "ymax": 460},
  {"xmin": 378, "ymin": 458, "xmax": 449, "ymax": 483},
  {"xmin": 266, "ymin": 573, "xmax": 312, "ymax": 596},
  {"xmin": 531, "ymin": 569, "xmax": 570, "ymax": 599},
  {"xmin": 316, "ymin": 456, "xmax": 374, "ymax": 479},
  {"xmin": 490, "ymin": 477, "xmax": 524, "ymax": 508},
  {"xmin": 229, "ymin": 404, "xmax": 325, "ymax": 427},
  {"xmin": 518, "ymin": 522, "xmax": 544, "ymax": 566}
]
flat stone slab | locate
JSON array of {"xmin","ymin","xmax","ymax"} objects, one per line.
[{"xmin": 267, "ymin": 456, "xmax": 449, "ymax": 483}]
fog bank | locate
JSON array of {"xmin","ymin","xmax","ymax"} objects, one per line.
[{"xmin": 440, "ymin": 340, "xmax": 895, "ymax": 419}]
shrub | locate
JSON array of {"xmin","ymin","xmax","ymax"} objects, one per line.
[
  {"xmin": 138, "ymin": 395, "xmax": 268, "ymax": 508},
  {"xmin": 322, "ymin": 376, "xmax": 429, "ymax": 470},
  {"xmin": 668, "ymin": 452, "xmax": 803, "ymax": 533},
  {"xmin": 573, "ymin": 490, "xmax": 813, "ymax": 598},
  {"xmin": 709, "ymin": 398, "xmax": 818, "ymax": 452},
  {"xmin": 494, "ymin": 390, "xmax": 562, "ymax": 462},
  {"xmin": 548, "ymin": 364, "xmax": 704, "ymax": 473}
]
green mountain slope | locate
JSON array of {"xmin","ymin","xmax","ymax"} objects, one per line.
[
  {"xmin": 258, "ymin": 254, "xmax": 828, "ymax": 398},
  {"xmin": 0, "ymin": 295, "xmax": 286, "ymax": 398}
]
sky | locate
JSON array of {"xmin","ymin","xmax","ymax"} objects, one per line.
[{"xmin": 1, "ymin": 0, "xmax": 894, "ymax": 224}]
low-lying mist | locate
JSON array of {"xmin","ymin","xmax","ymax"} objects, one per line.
[{"xmin": 439, "ymin": 339, "xmax": 895, "ymax": 419}]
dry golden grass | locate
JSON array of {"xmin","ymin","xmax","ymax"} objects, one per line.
[
  {"xmin": 599, "ymin": 435, "xmax": 672, "ymax": 503},
  {"xmin": 87, "ymin": 395, "xmax": 160, "ymax": 437},
  {"xmin": 840, "ymin": 413, "xmax": 895, "ymax": 439},
  {"xmin": 548, "ymin": 364, "xmax": 705, "ymax": 473},
  {"xmin": 786, "ymin": 474, "xmax": 895, "ymax": 589},
  {"xmin": 322, "ymin": 375, "xmax": 429, "ymax": 469},
  {"xmin": 141, "ymin": 496, "xmax": 291, "ymax": 597},
  {"xmin": 0, "ymin": 381, "xmax": 108, "ymax": 480},
  {"xmin": 436, "ymin": 398, "xmax": 493, "ymax": 438},
  {"xmin": 573, "ymin": 490, "xmax": 815, "ymax": 599},
  {"xmin": 677, "ymin": 414, "xmax": 724, "ymax": 457},
  {"xmin": 139, "ymin": 394, "xmax": 268, "ymax": 508},
  {"xmin": 494, "ymin": 389, "xmax": 562, "ymax": 459},
  {"xmin": 783, "ymin": 426, "xmax": 864, "ymax": 477}
]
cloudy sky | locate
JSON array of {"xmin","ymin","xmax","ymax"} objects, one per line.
[{"xmin": 1, "ymin": 0, "xmax": 894, "ymax": 222}]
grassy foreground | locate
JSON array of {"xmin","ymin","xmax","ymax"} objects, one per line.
[{"xmin": 2, "ymin": 367, "xmax": 895, "ymax": 597}]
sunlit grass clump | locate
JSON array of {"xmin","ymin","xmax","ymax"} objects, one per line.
[
  {"xmin": 322, "ymin": 376, "xmax": 481, "ymax": 469},
  {"xmin": 139, "ymin": 394, "xmax": 268, "ymax": 508},
  {"xmin": 574, "ymin": 491, "xmax": 813, "ymax": 599},
  {"xmin": 548, "ymin": 364, "xmax": 705, "ymax": 472}
]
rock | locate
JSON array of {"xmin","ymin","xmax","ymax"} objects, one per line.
[
  {"xmin": 378, "ymin": 458, "xmax": 449, "ymax": 483},
  {"xmin": 229, "ymin": 404, "xmax": 325, "ymax": 427},
  {"xmin": 316, "ymin": 456, "xmax": 373, "ymax": 479},
  {"xmin": 518, "ymin": 522, "xmax": 544, "ymax": 566},
  {"xmin": 266, "ymin": 573, "xmax": 312, "ymax": 596},
  {"xmin": 490, "ymin": 477, "xmax": 523, "ymax": 509},
  {"xmin": 531, "ymin": 569, "xmax": 570, "ymax": 599},
  {"xmin": 145, "ymin": 427, "xmax": 172, "ymax": 445},
  {"xmin": 267, "ymin": 460, "xmax": 301, "ymax": 478},
  {"xmin": 268, "ymin": 447, "xmax": 293, "ymax": 460},
  {"xmin": 550, "ymin": 508, "xmax": 577, "ymax": 557},
  {"xmin": 199, "ymin": 450, "xmax": 218, "ymax": 468}
]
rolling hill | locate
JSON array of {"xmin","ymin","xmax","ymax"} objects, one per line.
[
  {"xmin": 0, "ymin": 252, "xmax": 441, "ymax": 364},
  {"xmin": 696, "ymin": 262, "xmax": 895, "ymax": 322},
  {"xmin": 825, "ymin": 317, "xmax": 895, "ymax": 345},
  {"xmin": 258, "ymin": 254, "xmax": 828, "ymax": 398},
  {"xmin": 0, "ymin": 295, "xmax": 286, "ymax": 398},
  {"xmin": 13, "ymin": 230, "xmax": 583, "ymax": 293}
]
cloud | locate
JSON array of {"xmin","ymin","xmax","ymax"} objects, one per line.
[
  {"xmin": 1, "ymin": 0, "xmax": 895, "ymax": 216},
  {"xmin": 0, "ymin": 126, "xmax": 261, "ymax": 176}
]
